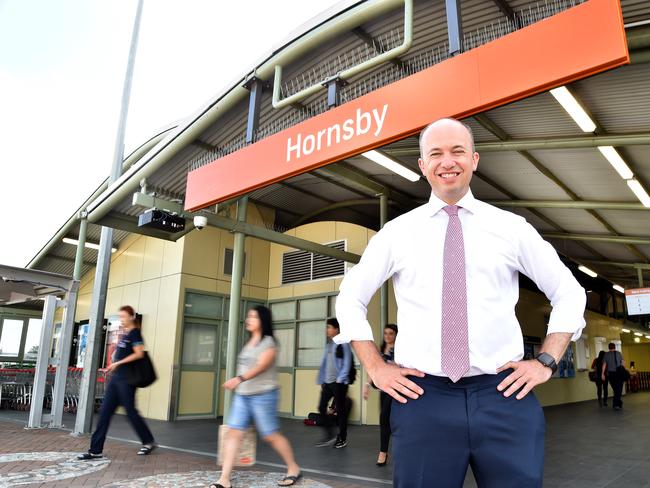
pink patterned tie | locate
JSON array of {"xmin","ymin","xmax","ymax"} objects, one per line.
[{"xmin": 441, "ymin": 205, "xmax": 470, "ymax": 382}]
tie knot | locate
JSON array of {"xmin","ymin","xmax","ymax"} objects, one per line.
[{"xmin": 443, "ymin": 205, "xmax": 459, "ymax": 217}]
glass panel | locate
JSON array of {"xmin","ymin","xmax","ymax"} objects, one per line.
[
  {"xmin": 271, "ymin": 301, "xmax": 295, "ymax": 321},
  {"xmin": 274, "ymin": 329, "xmax": 295, "ymax": 367},
  {"xmin": 328, "ymin": 295, "xmax": 337, "ymax": 318},
  {"xmin": 299, "ymin": 297, "xmax": 327, "ymax": 320},
  {"xmin": 23, "ymin": 319, "xmax": 42, "ymax": 361},
  {"xmin": 298, "ymin": 349, "xmax": 323, "ymax": 367},
  {"xmin": 297, "ymin": 320, "xmax": 325, "ymax": 367},
  {"xmin": 50, "ymin": 323, "xmax": 62, "ymax": 358},
  {"xmin": 182, "ymin": 323, "xmax": 217, "ymax": 366},
  {"xmin": 185, "ymin": 293, "xmax": 223, "ymax": 318},
  {"xmin": 0, "ymin": 319, "xmax": 24, "ymax": 357}
]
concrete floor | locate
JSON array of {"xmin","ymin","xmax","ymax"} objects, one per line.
[{"xmin": 1, "ymin": 392, "xmax": 649, "ymax": 487}]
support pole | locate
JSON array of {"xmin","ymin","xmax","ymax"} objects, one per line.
[
  {"xmin": 50, "ymin": 280, "xmax": 80, "ymax": 428},
  {"xmin": 445, "ymin": 0, "xmax": 463, "ymax": 55},
  {"xmin": 74, "ymin": 0, "xmax": 143, "ymax": 435},
  {"xmin": 223, "ymin": 197, "xmax": 248, "ymax": 419},
  {"xmin": 379, "ymin": 194, "xmax": 389, "ymax": 330},
  {"xmin": 73, "ymin": 217, "xmax": 88, "ymax": 281},
  {"xmin": 638, "ymin": 268, "xmax": 645, "ymax": 287},
  {"xmin": 28, "ymin": 295, "xmax": 57, "ymax": 428}
]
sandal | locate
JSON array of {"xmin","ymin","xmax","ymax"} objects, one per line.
[
  {"xmin": 208, "ymin": 484, "xmax": 231, "ymax": 488},
  {"xmin": 137, "ymin": 444, "xmax": 157, "ymax": 456},
  {"xmin": 278, "ymin": 472, "xmax": 302, "ymax": 486}
]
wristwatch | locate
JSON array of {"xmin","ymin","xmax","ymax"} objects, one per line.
[{"xmin": 535, "ymin": 352, "xmax": 558, "ymax": 374}]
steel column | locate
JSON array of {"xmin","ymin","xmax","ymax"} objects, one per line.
[
  {"xmin": 224, "ymin": 197, "xmax": 248, "ymax": 419},
  {"xmin": 445, "ymin": 0, "xmax": 463, "ymax": 55},
  {"xmin": 27, "ymin": 295, "xmax": 57, "ymax": 428},
  {"xmin": 50, "ymin": 280, "xmax": 80, "ymax": 428},
  {"xmin": 326, "ymin": 78, "xmax": 345, "ymax": 109},
  {"xmin": 379, "ymin": 194, "xmax": 389, "ymax": 330},
  {"xmin": 244, "ymin": 77, "xmax": 263, "ymax": 144},
  {"xmin": 73, "ymin": 217, "xmax": 88, "ymax": 281},
  {"xmin": 74, "ymin": 0, "xmax": 143, "ymax": 435},
  {"xmin": 639, "ymin": 268, "xmax": 645, "ymax": 287}
]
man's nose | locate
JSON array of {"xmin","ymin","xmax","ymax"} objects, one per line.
[{"xmin": 440, "ymin": 157, "xmax": 456, "ymax": 169}]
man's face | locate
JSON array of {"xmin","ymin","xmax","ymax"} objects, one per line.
[
  {"xmin": 418, "ymin": 120, "xmax": 479, "ymax": 204},
  {"xmin": 326, "ymin": 324, "xmax": 337, "ymax": 339}
]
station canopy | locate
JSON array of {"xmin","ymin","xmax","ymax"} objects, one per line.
[{"xmin": 27, "ymin": 0, "xmax": 650, "ymax": 291}]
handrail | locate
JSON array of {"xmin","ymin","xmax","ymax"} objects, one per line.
[{"xmin": 272, "ymin": 0, "xmax": 413, "ymax": 109}]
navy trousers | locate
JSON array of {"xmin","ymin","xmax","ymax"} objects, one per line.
[
  {"xmin": 391, "ymin": 370, "xmax": 545, "ymax": 488},
  {"xmin": 90, "ymin": 377, "xmax": 154, "ymax": 454}
]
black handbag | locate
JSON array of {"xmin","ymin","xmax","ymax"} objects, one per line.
[
  {"xmin": 126, "ymin": 351, "xmax": 157, "ymax": 388},
  {"xmin": 588, "ymin": 371, "xmax": 598, "ymax": 382}
]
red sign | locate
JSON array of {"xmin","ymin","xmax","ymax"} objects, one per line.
[{"xmin": 186, "ymin": 0, "xmax": 629, "ymax": 211}]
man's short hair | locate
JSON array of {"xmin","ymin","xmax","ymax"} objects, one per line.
[
  {"xmin": 419, "ymin": 117, "xmax": 476, "ymax": 157},
  {"xmin": 327, "ymin": 317, "xmax": 340, "ymax": 331},
  {"xmin": 608, "ymin": 342, "xmax": 616, "ymax": 350}
]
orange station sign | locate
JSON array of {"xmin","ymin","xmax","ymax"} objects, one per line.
[{"xmin": 185, "ymin": 0, "xmax": 629, "ymax": 211}]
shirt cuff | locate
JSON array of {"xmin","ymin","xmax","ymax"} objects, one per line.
[
  {"xmin": 333, "ymin": 319, "xmax": 374, "ymax": 344},
  {"xmin": 547, "ymin": 315, "xmax": 586, "ymax": 342}
]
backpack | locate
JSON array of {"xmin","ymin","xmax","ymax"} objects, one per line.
[{"xmin": 336, "ymin": 344, "xmax": 357, "ymax": 384}]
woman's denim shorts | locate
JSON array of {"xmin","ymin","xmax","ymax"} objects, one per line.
[{"xmin": 227, "ymin": 388, "xmax": 279, "ymax": 437}]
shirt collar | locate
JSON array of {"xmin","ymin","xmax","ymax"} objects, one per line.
[{"xmin": 427, "ymin": 189, "xmax": 479, "ymax": 216}]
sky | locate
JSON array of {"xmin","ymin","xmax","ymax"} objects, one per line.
[{"xmin": 0, "ymin": 0, "xmax": 340, "ymax": 267}]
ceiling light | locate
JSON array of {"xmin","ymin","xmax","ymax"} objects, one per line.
[
  {"xmin": 361, "ymin": 150, "xmax": 420, "ymax": 182},
  {"xmin": 63, "ymin": 237, "xmax": 116, "ymax": 253},
  {"xmin": 597, "ymin": 146, "xmax": 633, "ymax": 180},
  {"xmin": 645, "ymin": 336, "xmax": 650, "ymax": 339},
  {"xmin": 613, "ymin": 284, "xmax": 625, "ymax": 293},
  {"xmin": 550, "ymin": 86, "xmax": 596, "ymax": 132},
  {"xmin": 578, "ymin": 265, "xmax": 597, "ymax": 278},
  {"xmin": 634, "ymin": 332, "xmax": 643, "ymax": 336},
  {"xmin": 621, "ymin": 329, "xmax": 631, "ymax": 333},
  {"xmin": 635, "ymin": 337, "xmax": 641, "ymax": 343},
  {"xmin": 627, "ymin": 179, "xmax": 650, "ymax": 207}
]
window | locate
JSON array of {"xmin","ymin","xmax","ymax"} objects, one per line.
[
  {"xmin": 297, "ymin": 320, "xmax": 325, "ymax": 367},
  {"xmin": 271, "ymin": 301, "xmax": 295, "ymax": 321},
  {"xmin": 299, "ymin": 297, "xmax": 327, "ymax": 320},
  {"xmin": 0, "ymin": 319, "xmax": 24, "ymax": 357},
  {"xmin": 224, "ymin": 248, "xmax": 246, "ymax": 276},
  {"xmin": 23, "ymin": 319, "xmax": 42, "ymax": 361},
  {"xmin": 185, "ymin": 293, "xmax": 223, "ymax": 318},
  {"xmin": 281, "ymin": 241, "xmax": 345, "ymax": 284},
  {"xmin": 182, "ymin": 323, "xmax": 217, "ymax": 366},
  {"xmin": 274, "ymin": 328, "xmax": 295, "ymax": 368}
]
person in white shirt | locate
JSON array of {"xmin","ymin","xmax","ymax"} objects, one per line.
[{"xmin": 335, "ymin": 118, "xmax": 586, "ymax": 488}]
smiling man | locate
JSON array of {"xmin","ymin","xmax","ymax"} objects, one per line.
[{"xmin": 335, "ymin": 118, "xmax": 586, "ymax": 487}]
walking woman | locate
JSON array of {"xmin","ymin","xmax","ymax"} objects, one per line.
[
  {"xmin": 77, "ymin": 305, "xmax": 156, "ymax": 459},
  {"xmin": 592, "ymin": 350, "xmax": 607, "ymax": 407},
  {"xmin": 363, "ymin": 323, "xmax": 398, "ymax": 466},
  {"xmin": 211, "ymin": 305, "xmax": 301, "ymax": 488}
]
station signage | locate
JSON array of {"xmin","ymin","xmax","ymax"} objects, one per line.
[
  {"xmin": 625, "ymin": 288, "xmax": 650, "ymax": 316},
  {"xmin": 185, "ymin": 0, "xmax": 629, "ymax": 211}
]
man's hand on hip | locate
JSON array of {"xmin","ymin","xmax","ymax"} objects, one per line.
[
  {"xmin": 370, "ymin": 362, "xmax": 425, "ymax": 404},
  {"xmin": 496, "ymin": 359, "xmax": 553, "ymax": 400}
]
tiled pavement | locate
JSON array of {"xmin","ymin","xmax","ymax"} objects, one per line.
[{"xmin": 1, "ymin": 391, "xmax": 650, "ymax": 487}]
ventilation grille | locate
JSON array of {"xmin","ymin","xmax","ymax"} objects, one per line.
[{"xmin": 281, "ymin": 241, "xmax": 345, "ymax": 284}]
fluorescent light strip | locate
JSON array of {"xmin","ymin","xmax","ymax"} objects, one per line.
[
  {"xmin": 646, "ymin": 336, "xmax": 650, "ymax": 340},
  {"xmin": 550, "ymin": 86, "xmax": 596, "ymax": 133},
  {"xmin": 613, "ymin": 284, "xmax": 625, "ymax": 293},
  {"xmin": 621, "ymin": 329, "xmax": 631, "ymax": 333},
  {"xmin": 361, "ymin": 150, "xmax": 420, "ymax": 182},
  {"xmin": 63, "ymin": 237, "xmax": 117, "ymax": 253},
  {"xmin": 627, "ymin": 179, "xmax": 650, "ymax": 208},
  {"xmin": 578, "ymin": 265, "xmax": 597, "ymax": 278},
  {"xmin": 634, "ymin": 332, "xmax": 643, "ymax": 337},
  {"xmin": 597, "ymin": 146, "xmax": 633, "ymax": 180}
]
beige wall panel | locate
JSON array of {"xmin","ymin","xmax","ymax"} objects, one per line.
[
  {"xmin": 216, "ymin": 279, "xmax": 233, "ymax": 296},
  {"xmin": 105, "ymin": 287, "xmax": 124, "ymax": 318},
  {"xmin": 295, "ymin": 222, "xmax": 336, "ymax": 244},
  {"xmin": 622, "ymin": 344, "xmax": 650, "ymax": 371},
  {"xmin": 347, "ymin": 371, "xmax": 361, "ymax": 422},
  {"xmin": 75, "ymin": 293, "xmax": 91, "ymax": 322},
  {"xmin": 124, "ymin": 237, "xmax": 146, "ymax": 284},
  {"xmin": 293, "ymin": 369, "xmax": 321, "ymax": 418},
  {"xmin": 181, "ymin": 275, "xmax": 218, "ymax": 294},
  {"xmin": 178, "ymin": 371, "xmax": 215, "ymax": 415},
  {"xmin": 291, "ymin": 280, "xmax": 337, "ymax": 297},
  {"xmin": 248, "ymin": 238, "xmax": 271, "ymax": 289},
  {"xmin": 278, "ymin": 373, "xmax": 294, "ymax": 414},
  {"xmin": 161, "ymin": 239, "xmax": 185, "ymax": 277},
  {"xmin": 108, "ymin": 254, "xmax": 127, "ymax": 289},
  {"xmin": 121, "ymin": 283, "xmax": 142, "ymax": 310},
  {"xmin": 183, "ymin": 227, "xmax": 221, "ymax": 279},
  {"xmin": 142, "ymin": 237, "xmax": 164, "ymax": 281}
]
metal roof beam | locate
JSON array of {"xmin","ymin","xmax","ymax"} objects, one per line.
[
  {"xmin": 543, "ymin": 233, "xmax": 650, "ymax": 246},
  {"xmin": 0, "ymin": 264, "xmax": 73, "ymax": 291},
  {"xmin": 96, "ymin": 211, "xmax": 184, "ymax": 241},
  {"xmin": 488, "ymin": 200, "xmax": 650, "ymax": 211},
  {"xmin": 491, "ymin": 0, "xmax": 515, "ymax": 22},
  {"xmin": 47, "ymin": 255, "xmax": 96, "ymax": 267},
  {"xmin": 581, "ymin": 260, "xmax": 650, "ymax": 271}
]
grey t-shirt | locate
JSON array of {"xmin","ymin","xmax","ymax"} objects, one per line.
[
  {"xmin": 236, "ymin": 336, "xmax": 278, "ymax": 396},
  {"xmin": 604, "ymin": 351, "xmax": 622, "ymax": 373},
  {"xmin": 324, "ymin": 341, "xmax": 337, "ymax": 383}
]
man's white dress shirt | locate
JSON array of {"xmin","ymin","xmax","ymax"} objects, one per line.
[{"xmin": 335, "ymin": 190, "xmax": 586, "ymax": 377}]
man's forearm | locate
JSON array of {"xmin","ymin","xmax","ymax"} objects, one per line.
[
  {"xmin": 351, "ymin": 340, "xmax": 384, "ymax": 379},
  {"xmin": 540, "ymin": 332, "xmax": 572, "ymax": 362}
]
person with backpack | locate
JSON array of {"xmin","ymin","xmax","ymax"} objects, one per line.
[
  {"xmin": 602, "ymin": 343, "xmax": 626, "ymax": 410},
  {"xmin": 315, "ymin": 317, "xmax": 353, "ymax": 449}
]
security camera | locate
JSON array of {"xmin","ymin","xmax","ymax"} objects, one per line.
[{"xmin": 193, "ymin": 215, "xmax": 208, "ymax": 230}]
